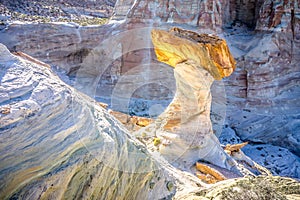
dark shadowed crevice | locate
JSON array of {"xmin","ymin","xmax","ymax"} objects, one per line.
[
  {"xmin": 226, "ymin": 0, "xmax": 264, "ymax": 30},
  {"xmin": 291, "ymin": 7, "xmax": 295, "ymax": 39},
  {"xmin": 66, "ymin": 48, "xmax": 90, "ymax": 76}
]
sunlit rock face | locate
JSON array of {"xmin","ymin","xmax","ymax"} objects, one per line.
[
  {"xmin": 136, "ymin": 28, "xmax": 238, "ymax": 171},
  {"xmin": 152, "ymin": 28, "xmax": 236, "ymax": 80}
]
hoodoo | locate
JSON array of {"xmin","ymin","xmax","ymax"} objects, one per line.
[{"xmin": 136, "ymin": 27, "xmax": 243, "ymax": 172}]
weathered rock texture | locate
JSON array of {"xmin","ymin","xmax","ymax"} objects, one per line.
[
  {"xmin": 256, "ymin": 0, "xmax": 300, "ymax": 32},
  {"xmin": 193, "ymin": 176, "xmax": 300, "ymax": 200},
  {"xmin": 0, "ymin": 0, "xmax": 115, "ymax": 22},
  {"xmin": 152, "ymin": 27, "xmax": 236, "ymax": 80},
  {"xmin": 113, "ymin": 0, "xmax": 300, "ymax": 31}
]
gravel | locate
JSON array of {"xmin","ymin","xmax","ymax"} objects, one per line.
[{"xmin": 0, "ymin": 0, "xmax": 116, "ymax": 25}]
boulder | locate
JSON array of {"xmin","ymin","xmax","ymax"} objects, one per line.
[{"xmin": 151, "ymin": 27, "xmax": 236, "ymax": 80}]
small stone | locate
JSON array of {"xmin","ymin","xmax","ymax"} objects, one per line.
[
  {"xmin": 166, "ymin": 181, "xmax": 174, "ymax": 191},
  {"xmin": 153, "ymin": 137, "xmax": 161, "ymax": 146},
  {"xmin": 149, "ymin": 182, "xmax": 155, "ymax": 189},
  {"xmin": 0, "ymin": 107, "xmax": 10, "ymax": 114}
]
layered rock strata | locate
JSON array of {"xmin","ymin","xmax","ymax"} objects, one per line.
[{"xmin": 113, "ymin": 0, "xmax": 224, "ymax": 30}]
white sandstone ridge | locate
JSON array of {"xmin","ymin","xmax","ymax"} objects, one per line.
[{"xmin": 0, "ymin": 43, "xmax": 202, "ymax": 199}]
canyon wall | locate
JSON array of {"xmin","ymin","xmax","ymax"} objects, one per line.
[
  {"xmin": 113, "ymin": 0, "xmax": 224, "ymax": 30},
  {"xmin": 222, "ymin": 0, "xmax": 300, "ymax": 157}
]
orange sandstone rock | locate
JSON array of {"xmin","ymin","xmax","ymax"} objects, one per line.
[
  {"xmin": 224, "ymin": 142, "xmax": 249, "ymax": 155},
  {"xmin": 108, "ymin": 110, "xmax": 153, "ymax": 132},
  {"xmin": 196, "ymin": 162, "xmax": 226, "ymax": 182},
  {"xmin": 98, "ymin": 102, "xmax": 108, "ymax": 109},
  {"xmin": 196, "ymin": 172, "xmax": 218, "ymax": 184},
  {"xmin": 151, "ymin": 27, "xmax": 236, "ymax": 80},
  {"xmin": 0, "ymin": 107, "xmax": 10, "ymax": 115}
]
